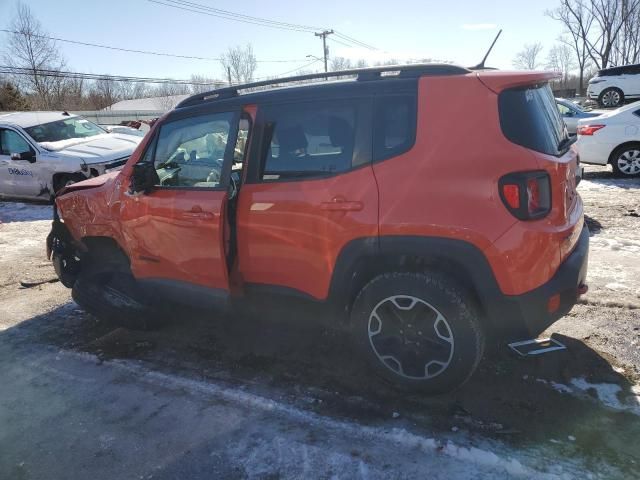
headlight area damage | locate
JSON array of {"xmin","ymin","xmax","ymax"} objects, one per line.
[
  {"xmin": 46, "ymin": 172, "xmax": 162, "ymax": 330},
  {"xmin": 46, "ymin": 204, "xmax": 81, "ymax": 288},
  {"xmin": 46, "ymin": 171, "xmax": 121, "ymax": 289}
]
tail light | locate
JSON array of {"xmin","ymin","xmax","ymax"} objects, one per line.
[
  {"xmin": 499, "ymin": 171, "xmax": 551, "ymax": 220},
  {"xmin": 576, "ymin": 125, "xmax": 605, "ymax": 136}
]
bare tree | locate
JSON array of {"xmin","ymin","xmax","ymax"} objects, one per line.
[
  {"xmin": 152, "ymin": 83, "xmax": 191, "ymax": 111},
  {"xmin": 190, "ymin": 74, "xmax": 220, "ymax": 94},
  {"xmin": 93, "ymin": 77, "xmax": 121, "ymax": 109},
  {"xmin": 330, "ymin": 56, "xmax": 353, "ymax": 71},
  {"xmin": 612, "ymin": 3, "xmax": 640, "ymax": 64},
  {"xmin": 220, "ymin": 44, "xmax": 257, "ymax": 84},
  {"xmin": 547, "ymin": 43, "xmax": 578, "ymax": 87},
  {"xmin": 3, "ymin": 2, "xmax": 67, "ymax": 109},
  {"xmin": 587, "ymin": 0, "xmax": 640, "ymax": 68},
  {"xmin": 546, "ymin": 1, "xmax": 595, "ymax": 95},
  {"xmin": 512, "ymin": 43, "xmax": 544, "ymax": 69},
  {"xmin": 548, "ymin": 0, "xmax": 640, "ymax": 74},
  {"xmin": 355, "ymin": 59, "xmax": 369, "ymax": 68}
]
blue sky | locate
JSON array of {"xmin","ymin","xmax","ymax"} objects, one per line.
[{"xmin": 1, "ymin": 0, "xmax": 565, "ymax": 81}]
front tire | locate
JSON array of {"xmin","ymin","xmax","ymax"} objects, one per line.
[
  {"xmin": 598, "ymin": 88, "xmax": 624, "ymax": 108},
  {"xmin": 350, "ymin": 272, "xmax": 485, "ymax": 394},
  {"xmin": 610, "ymin": 144, "xmax": 640, "ymax": 177}
]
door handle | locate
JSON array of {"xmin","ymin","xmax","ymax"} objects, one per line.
[
  {"xmin": 181, "ymin": 205, "xmax": 216, "ymax": 219},
  {"xmin": 320, "ymin": 197, "xmax": 364, "ymax": 212}
]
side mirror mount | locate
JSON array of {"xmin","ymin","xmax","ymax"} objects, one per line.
[
  {"xmin": 130, "ymin": 162, "xmax": 158, "ymax": 194},
  {"xmin": 11, "ymin": 151, "xmax": 36, "ymax": 163}
]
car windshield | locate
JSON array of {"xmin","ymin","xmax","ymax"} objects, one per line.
[{"xmin": 25, "ymin": 117, "xmax": 106, "ymax": 143}]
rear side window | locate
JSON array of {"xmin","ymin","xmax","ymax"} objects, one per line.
[
  {"xmin": 260, "ymin": 100, "xmax": 357, "ymax": 180},
  {"xmin": 374, "ymin": 95, "xmax": 416, "ymax": 162},
  {"xmin": 499, "ymin": 84, "xmax": 569, "ymax": 156}
]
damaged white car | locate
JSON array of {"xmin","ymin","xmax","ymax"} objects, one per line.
[{"xmin": 0, "ymin": 111, "xmax": 143, "ymax": 201}]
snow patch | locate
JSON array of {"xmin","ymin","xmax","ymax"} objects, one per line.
[
  {"xmin": 0, "ymin": 202, "xmax": 52, "ymax": 223},
  {"xmin": 569, "ymin": 377, "xmax": 640, "ymax": 415},
  {"xmin": 551, "ymin": 382, "xmax": 573, "ymax": 394},
  {"xmin": 57, "ymin": 350, "xmax": 569, "ymax": 478}
]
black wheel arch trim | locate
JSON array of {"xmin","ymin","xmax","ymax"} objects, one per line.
[{"xmin": 328, "ymin": 235, "xmax": 506, "ymax": 320}]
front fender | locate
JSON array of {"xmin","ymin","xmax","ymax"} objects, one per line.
[{"xmin": 55, "ymin": 171, "xmax": 124, "ymax": 245}]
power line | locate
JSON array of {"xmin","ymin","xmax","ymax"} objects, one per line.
[
  {"xmin": 0, "ymin": 28, "xmax": 309, "ymax": 63},
  {"xmin": 146, "ymin": 0, "xmax": 378, "ymax": 50},
  {"xmin": 0, "ymin": 66, "xmax": 220, "ymax": 85},
  {"xmin": 154, "ymin": 0, "xmax": 321, "ymax": 31},
  {"xmin": 334, "ymin": 31, "xmax": 378, "ymax": 51},
  {"xmin": 148, "ymin": 0, "xmax": 315, "ymax": 32},
  {"xmin": 0, "ymin": 59, "xmax": 323, "ymax": 86}
]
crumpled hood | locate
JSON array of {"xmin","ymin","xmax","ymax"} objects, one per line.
[
  {"xmin": 57, "ymin": 170, "xmax": 121, "ymax": 196},
  {"xmin": 40, "ymin": 133, "xmax": 142, "ymax": 164}
]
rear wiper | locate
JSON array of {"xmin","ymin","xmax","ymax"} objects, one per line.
[{"xmin": 558, "ymin": 135, "xmax": 576, "ymax": 152}]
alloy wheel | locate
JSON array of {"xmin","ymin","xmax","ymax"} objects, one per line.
[
  {"xmin": 601, "ymin": 90, "xmax": 621, "ymax": 107},
  {"xmin": 368, "ymin": 295, "xmax": 454, "ymax": 380},
  {"xmin": 617, "ymin": 149, "xmax": 640, "ymax": 175}
]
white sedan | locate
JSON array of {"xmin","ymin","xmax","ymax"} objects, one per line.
[{"xmin": 576, "ymin": 102, "xmax": 640, "ymax": 177}]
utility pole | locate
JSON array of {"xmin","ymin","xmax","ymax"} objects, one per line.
[{"xmin": 314, "ymin": 29, "xmax": 334, "ymax": 77}]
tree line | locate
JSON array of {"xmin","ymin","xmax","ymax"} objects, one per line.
[
  {"xmin": 1, "ymin": 3, "xmax": 259, "ymax": 111},
  {"xmin": 513, "ymin": 0, "xmax": 640, "ymax": 94}
]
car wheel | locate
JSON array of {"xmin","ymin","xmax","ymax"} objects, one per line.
[
  {"xmin": 598, "ymin": 88, "xmax": 624, "ymax": 108},
  {"xmin": 611, "ymin": 144, "xmax": 640, "ymax": 177},
  {"xmin": 350, "ymin": 272, "xmax": 485, "ymax": 394}
]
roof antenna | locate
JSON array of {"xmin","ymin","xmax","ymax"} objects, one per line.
[{"xmin": 470, "ymin": 29, "xmax": 502, "ymax": 70}]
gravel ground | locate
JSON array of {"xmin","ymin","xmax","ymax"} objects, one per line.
[{"xmin": 0, "ymin": 166, "xmax": 639, "ymax": 479}]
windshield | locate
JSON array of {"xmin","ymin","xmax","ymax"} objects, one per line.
[
  {"xmin": 499, "ymin": 83, "xmax": 570, "ymax": 156},
  {"xmin": 25, "ymin": 117, "xmax": 106, "ymax": 143}
]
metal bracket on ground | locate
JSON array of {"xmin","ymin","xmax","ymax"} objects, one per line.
[{"xmin": 508, "ymin": 338, "xmax": 567, "ymax": 357}]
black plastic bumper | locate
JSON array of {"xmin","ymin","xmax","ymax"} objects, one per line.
[{"xmin": 489, "ymin": 225, "xmax": 590, "ymax": 341}]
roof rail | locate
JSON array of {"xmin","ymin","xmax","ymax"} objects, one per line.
[{"xmin": 176, "ymin": 63, "xmax": 470, "ymax": 109}]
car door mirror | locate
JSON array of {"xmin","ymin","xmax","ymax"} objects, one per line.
[
  {"xmin": 10, "ymin": 151, "xmax": 36, "ymax": 163},
  {"xmin": 130, "ymin": 162, "xmax": 158, "ymax": 194}
]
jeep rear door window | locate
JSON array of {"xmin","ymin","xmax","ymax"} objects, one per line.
[
  {"xmin": 260, "ymin": 101, "xmax": 357, "ymax": 180},
  {"xmin": 374, "ymin": 95, "xmax": 416, "ymax": 161},
  {"xmin": 152, "ymin": 112, "xmax": 234, "ymax": 188},
  {"xmin": 499, "ymin": 83, "xmax": 570, "ymax": 157}
]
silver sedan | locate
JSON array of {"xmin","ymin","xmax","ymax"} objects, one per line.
[{"xmin": 556, "ymin": 98, "xmax": 601, "ymax": 136}]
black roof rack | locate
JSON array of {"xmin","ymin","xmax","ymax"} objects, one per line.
[{"xmin": 176, "ymin": 63, "xmax": 470, "ymax": 109}]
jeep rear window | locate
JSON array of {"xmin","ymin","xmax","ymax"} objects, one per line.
[
  {"xmin": 499, "ymin": 83, "xmax": 570, "ymax": 157},
  {"xmin": 260, "ymin": 100, "xmax": 357, "ymax": 180}
]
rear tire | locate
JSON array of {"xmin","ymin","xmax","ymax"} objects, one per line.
[
  {"xmin": 598, "ymin": 88, "xmax": 624, "ymax": 108},
  {"xmin": 350, "ymin": 272, "xmax": 485, "ymax": 394},
  {"xmin": 610, "ymin": 144, "xmax": 640, "ymax": 177}
]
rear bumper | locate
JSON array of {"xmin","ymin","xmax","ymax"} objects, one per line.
[{"xmin": 489, "ymin": 225, "xmax": 589, "ymax": 341}]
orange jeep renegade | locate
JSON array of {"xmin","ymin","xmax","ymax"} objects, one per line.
[{"xmin": 48, "ymin": 64, "xmax": 589, "ymax": 393}]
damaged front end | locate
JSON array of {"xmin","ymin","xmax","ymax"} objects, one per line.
[{"xmin": 46, "ymin": 204, "xmax": 82, "ymax": 288}]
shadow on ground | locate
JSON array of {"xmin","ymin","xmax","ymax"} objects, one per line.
[
  {"xmin": 583, "ymin": 169, "xmax": 640, "ymax": 188},
  {"xmin": 3, "ymin": 298, "xmax": 640, "ymax": 473}
]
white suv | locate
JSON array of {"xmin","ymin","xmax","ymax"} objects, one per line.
[
  {"xmin": 0, "ymin": 112, "xmax": 143, "ymax": 201},
  {"xmin": 587, "ymin": 63, "xmax": 640, "ymax": 108}
]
